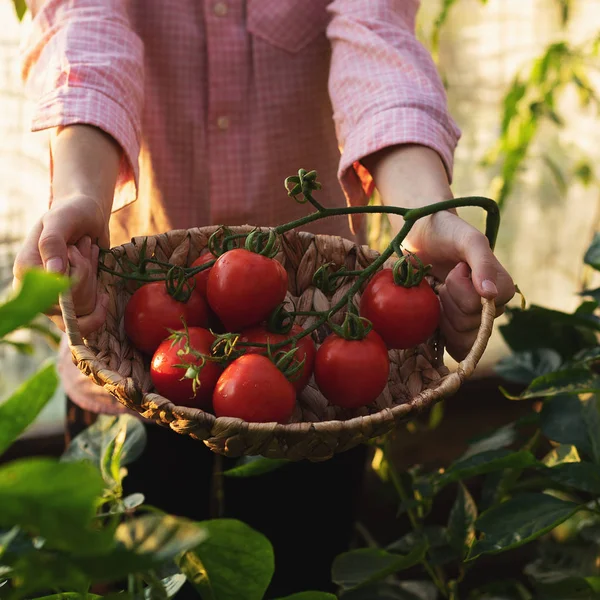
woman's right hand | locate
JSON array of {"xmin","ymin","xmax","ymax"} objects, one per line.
[
  {"xmin": 13, "ymin": 196, "xmax": 111, "ymax": 335},
  {"xmin": 12, "ymin": 124, "xmax": 121, "ymax": 335}
]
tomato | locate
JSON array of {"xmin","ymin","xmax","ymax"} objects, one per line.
[
  {"xmin": 213, "ymin": 354, "xmax": 296, "ymax": 423},
  {"xmin": 360, "ymin": 269, "xmax": 441, "ymax": 349},
  {"xmin": 314, "ymin": 330, "xmax": 389, "ymax": 408},
  {"xmin": 151, "ymin": 327, "xmax": 221, "ymax": 408},
  {"xmin": 191, "ymin": 252, "xmax": 216, "ymax": 295},
  {"xmin": 125, "ymin": 282, "xmax": 211, "ymax": 355},
  {"xmin": 238, "ymin": 324, "xmax": 316, "ymax": 391},
  {"xmin": 206, "ymin": 249, "xmax": 288, "ymax": 331}
]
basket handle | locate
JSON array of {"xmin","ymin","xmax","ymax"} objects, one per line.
[
  {"xmin": 454, "ymin": 296, "xmax": 496, "ymax": 379},
  {"xmin": 59, "ymin": 289, "xmax": 86, "ymax": 350}
]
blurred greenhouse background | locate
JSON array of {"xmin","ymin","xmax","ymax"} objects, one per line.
[{"xmin": 0, "ymin": 0, "xmax": 599, "ymax": 435}]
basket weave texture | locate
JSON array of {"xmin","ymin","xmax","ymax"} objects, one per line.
[{"xmin": 59, "ymin": 225, "xmax": 495, "ymax": 461}]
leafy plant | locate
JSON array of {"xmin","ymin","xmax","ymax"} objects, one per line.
[{"xmin": 0, "ymin": 270, "xmax": 331, "ymax": 599}]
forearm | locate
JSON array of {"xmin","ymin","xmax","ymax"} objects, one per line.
[
  {"xmin": 362, "ymin": 144, "xmax": 454, "ymax": 236},
  {"xmin": 50, "ymin": 125, "xmax": 120, "ymax": 220}
]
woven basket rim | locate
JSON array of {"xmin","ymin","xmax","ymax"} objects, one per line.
[{"xmin": 58, "ymin": 225, "xmax": 496, "ymax": 457}]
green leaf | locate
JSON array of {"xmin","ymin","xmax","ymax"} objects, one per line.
[
  {"xmin": 461, "ymin": 423, "xmax": 518, "ymax": 459},
  {"xmin": 144, "ymin": 572, "xmax": 187, "ymax": 599},
  {"xmin": 517, "ymin": 367, "xmax": 600, "ymax": 400},
  {"xmin": 574, "ymin": 162, "xmax": 594, "ymax": 187},
  {"xmin": 386, "ymin": 526, "xmax": 452, "ymax": 566},
  {"xmin": 470, "ymin": 493, "xmax": 582, "ymax": 558},
  {"xmin": 339, "ymin": 582, "xmax": 431, "ymax": 600},
  {"xmin": 224, "ymin": 456, "xmax": 289, "ymax": 478},
  {"xmin": 495, "ymin": 349, "xmax": 562, "ymax": 385},
  {"xmin": 178, "ymin": 519, "xmax": 274, "ymax": 600},
  {"xmin": 0, "ymin": 270, "xmax": 70, "ymax": 339},
  {"xmin": 29, "ymin": 595, "xmax": 102, "ymax": 600},
  {"xmin": 431, "ymin": 0, "xmax": 459, "ymax": 52},
  {"xmin": 541, "ymin": 394, "xmax": 592, "ymax": 456},
  {"xmin": 332, "ymin": 542, "xmax": 427, "ymax": 590},
  {"xmin": 447, "ymin": 483, "xmax": 477, "ymax": 559},
  {"xmin": 75, "ymin": 514, "xmax": 207, "ymax": 581},
  {"xmin": 12, "ymin": 0, "xmax": 26, "ymax": 20},
  {"xmin": 275, "ymin": 594, "xmax": 337, "ymax": 600},
  {"xmin": 0, "ymin": 361, "xmax": 58, "ymax": 456},
  {"xmin": 583, "ymin": 395, "xmax": 600, "ymax": 464},
  {"xmin": 62, "ymin": 414, "xmax": 147, "ymax": 473},
  {"xmin": 0, "ymin": 458, "xmax": 111, "ymax": 553},
  {"xmin": 438, "ymin": 450, "xmax": 537, "ymax": 487},
  {"xmin": 543, "ymin": 462, "xmax": 600, "ymax": 494},
  {"xmin": 528, "ymin": 570, "xmax": 600, "ymax": 599},
  {"xmin": 0, "ymin": 338, "xmax": 34, "ymax": 354},
  {"xmin": 500, "ymin": 306, "xmax": 599, "ymax": 360},
  {"xmin": 543, "ymin": 444, "xmax": 580, "ymax": 467},
  {"xmin": 585, "ymin": 233, "xmax": 600, "ymax": 271}
]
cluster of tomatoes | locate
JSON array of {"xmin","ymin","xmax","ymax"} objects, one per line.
[{"xmin": 124, "ymin": 243, "xmax": 441, "ymax": 425}]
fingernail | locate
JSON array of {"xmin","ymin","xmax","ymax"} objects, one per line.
[
  {"xmin": 482, "ymin": 279, "xmax": 498, "ymax": 296},
  {"xmin": 45, "ymin": 257, "xmax": 64, "ymax": 273}
]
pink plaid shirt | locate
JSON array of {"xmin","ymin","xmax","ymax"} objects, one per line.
[{"xmin": 22, "ymin": 0, "xmax": 460, "ymax": 413}]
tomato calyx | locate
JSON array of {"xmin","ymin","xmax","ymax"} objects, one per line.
[
  {"xmin": 207, "ymin": 226, "xmax": 241, "ymax": 257},
  {"xmin": 271, "ymin": 345, "xmax": 306, "ymax": 383},
  {"xmin": 329, "ymin": 306, "xmax": 373, "ymax": 341},
  {"xmin": 244, "ymin": 228, "xmax": 280, "ymax": 258},
  {"xmin": 210, "ymin": 331, "xmax": 241, "ymax": 360},
  {"xmin": 392, "ymin": 252, "xmax": 432, "ymax": 288}
]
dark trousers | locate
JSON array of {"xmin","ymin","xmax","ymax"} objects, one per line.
[{"xmin": 66, "ymin": 398, "xmax": 368, "ymax": 597}]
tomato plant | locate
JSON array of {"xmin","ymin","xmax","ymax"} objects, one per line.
[
  {"xmin": 238, "ymin": 324, "xmax": 316, "ymax": 391},
  {"xmin": 151, "ymin": 327, "xmax": 221, "ymax": 408},
  {"xmin": 314, "ymin": 329, "xmax": 389, "ymax": 408},
  {"xmin": 360, "ymin": 268, "xmax": 440, "ymax": 349},
  {"xmin": 125, "ymin": 281, "xmax": 211, "ymax": 355},
  {"xmin": 213, "ymin": 354, "xmax": 296, "ymax": 423},
  {"xmin": 207, "ymin": 249, "xmax": 288, "ymax": 332}
]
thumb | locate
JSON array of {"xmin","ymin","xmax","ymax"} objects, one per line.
[
  {"xmin": 461, "ymin": 234, "xmax": 500, "ymax": 300},
  {"xmin": 38, "ymin": 210, "xmax": 75, "ymax": 274}
]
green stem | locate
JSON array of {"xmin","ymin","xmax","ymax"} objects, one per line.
[{"xmin": 381, "ymin": 439, "xmax": 449, "ymax": 599}]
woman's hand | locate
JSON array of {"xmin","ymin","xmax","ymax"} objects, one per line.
[
  {"xmin": 363, "ymin": 144, "xmax": 515, "ymax": 361},
  {"xmin": 12, "ymin": 125, "xmax": 120, "ymax": 334}
]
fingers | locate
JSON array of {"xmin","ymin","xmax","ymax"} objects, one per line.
[
  {"xmin": 439, "ymin": 262, "xmax": 507, "ymax": 362},
  {"xmin": 68, "ymin": 243, "xmax": 97, "ymax": 316},
  {"xmin": 13, "ymin": 220, "xmax": 44, "ymax": 284},
  {"xmin": 49, "ymin": 292, "xmax": 109, "ymax": 336},
  {"xmin": 460, "ymin": 231, "xmax": 515, "ymax": 304}
]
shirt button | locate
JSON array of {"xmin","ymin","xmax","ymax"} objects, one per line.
[
  {"xmin": 216, "ymin": 116, "xmax": 230, "ymax": 130},
  {"xmin": 213, "ymin": 2, "xmax": 228, "ymax": 17}
]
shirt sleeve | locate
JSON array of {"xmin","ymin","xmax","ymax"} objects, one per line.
[
  {"xmin": 327, "ymin": 0, "xmax": 461, "ymax": 213},
  {"xmin": 21, "ymin": 0, "xmax": 144, "ymax": 212}
]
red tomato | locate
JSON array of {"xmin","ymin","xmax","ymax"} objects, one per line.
[
  {"xmin": 206, "ymin": 249, "xmax": 288, "ymax": 331},
  {"xmin": 191, "ymin": 252, "xmax": 216, "ymax": 295},
  {"xmin": 213, "ymin": 354, "xmax": 296, "ymax": 423},
  {"xmin": 125, "ymin": 282, "xmax": 211, "ymax": 355},
  {"xmin": 360, "ymin": 269, "xmax": 441, "ymax": 349},
  {"xmin": 150, "ymin": 327, "xmax": 221, "ymax": 408},
  {"xmin": 314, "ymin": 330, "xmax": 389, "ymax": 409},
  {"xmin": 238, "ymin": 324, "xmax": 316, "ymax": 391}
]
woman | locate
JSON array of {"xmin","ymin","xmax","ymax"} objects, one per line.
[{"xmin": 13, "ymin": 0, "xmax": 514, "ymax": 595}]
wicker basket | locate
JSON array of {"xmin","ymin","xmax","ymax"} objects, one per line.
[{"xmin": 59, "ymin": 225, "xmax": 495, "ymax": 461}]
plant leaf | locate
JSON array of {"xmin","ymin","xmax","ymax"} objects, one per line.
[
  {"xmin": 500, "ymin": 306, "xmax": 599, "ymax": 360},
  {"xmin": 338, "ymin": 582, "xmax": 428, "ymax": 600},
  {"xmin": 495, "ymin": 349, "xmax": 563, "ymax": 385},
  {"xmin": 543, "ymin": 444, "xmax": 580, "ymax": 467},
  {"xmin": 0, "ymin": 458, "xmax": 111, "ymax": 554},
  {"xmin": 0, "ymin": 270, "xmax": 70, "ymax": 339},
  {"xmin": 275, "ymin": 594, "xmax": 337, "ymax": 600},
  {"xmin": 62, "ymin": 414, "xmax": 147, "ymax": 472},
  {"xmin": 543, "ymin": 461, "xmax": 600, "ymax": 494},
  {"xmin": 585, "ymin": 233, "xmax": 600, "ymax": 271},
  {"xmin": 438, "ymin": 450, "xmax": 537, "ymax": 488},
  {"xmin": 223, "ymin": 456, "xmax": 289, "ymax": 478},
  {"xmin": 461, "ymin": 424, "xmax": 518, "ymax": 459},
  {"xmin": 517, "ymin": 367, "xmax": 600, "ymax": 400},
  {"xmin": 178, "ymin": 519, "xmax": 274, "ymax": 600},
  {"xmin": 0, "ymin": 361, "xmax": 58, "ymax": 456},
  {"xmin": 470, "ymin": 493, "xmax": 581, "ymax": 558},
  {"xmin": 447, "ymin": 483, "xmax": 477, "ymax": 559},
  {"xmin": 11, "ymin": 0, "xmax": 26, "ymax": 20},
  {"xmin": 541, "ymin": 394, "xmax": 592, "ymax": 456},
  {"xmin": 332, "ymin": 542, "xmax": 427, "ymax": 590}
]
